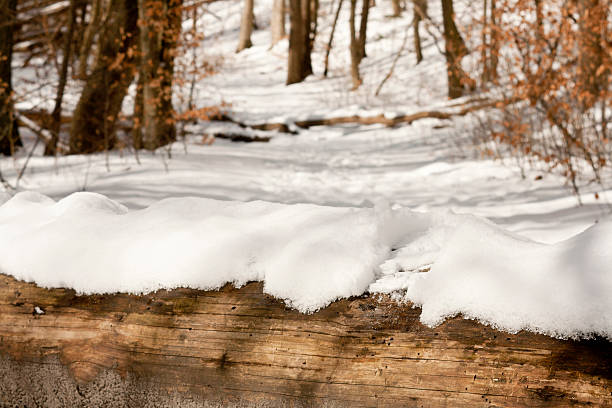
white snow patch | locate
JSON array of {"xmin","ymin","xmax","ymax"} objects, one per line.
[
  {"xmin": 0, "ymin": 192, "xmax": 409, "ymax": 312},
  {"xmin": 0, "ymin": 191, "xmax": 611, "ymax": 339},
  {"xmin": 371, "ymin": 214, "xmax": 612, "ymax": 339}
]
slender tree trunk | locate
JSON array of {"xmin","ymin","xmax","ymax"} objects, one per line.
[
  {"xmin": 236, "ymin": 0, "xmax": 254, "ymax": 52},
  {"xmin": 46, "ymin": 0, "xmax": 78, "ymax": 156},
  {"xmin": 132, "ymin": 74, "xmax": 144, "ymax": 150},
  {"xmin": 287, "ymin": 0, "xmax": 310, "ymax": 84},
  {"xmin": 481, "ymin": 0, "xmax": 498, "ymax": 83},
  {"xmin": 489, "ymin": 0, "xmax": 498, "ymax": 80},
  {"xmin": 270, "ymin": 0, "xmax": 286, "ymax": 46},
  {"xmin": 357, "ymin": 0, "xmax": 369, "ymax": 62},
  {"xmin": 69, "ymin": 0, "xmax": 138, "ymax": 154},
  {"xmin": 413, "ymin": 0, "xmax": 426, "ymax": 64},
  {"xmin": 302, "ymin": 0, "xmax": 314, "ymax": 77},
  {"xmin": 480, "ymin": 0, "xmax": 488, "ymax": 82},
  {"xmin": 78, "ymin": 0, "xmax": 104, "ymax": 78},
  {"xmin": 136, "ymin": 0, "xmax": 182, "ymax": 151},
  {"xmin": 323, "ymin": 0, "xmax": 343, "ymax": 77},
  {"xmin": 391, "ymin": 0, "xmax": 401, "ymax": 17},
  {"xmin": 349, "ymin": 0, "xmax": 362, "ymax": 89},
  {"xmin": 0, "ymin": 0, "xmax": 21, "ymax": 156},
  {"xmin": 441, "ymin": 0, "xmax": 469, "ymax": 98}
]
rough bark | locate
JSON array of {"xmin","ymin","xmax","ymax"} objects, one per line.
[
  {"xmin": 136, "ymin": 0, "xmax": 182, "ymax": 151},
  {"xmin": 69, "ymin": 0, "xmax": 139, "ymax": 154},
  {"xmin": 270, "ymin": 0, "xmax": 286, "ymax": 46},
  {"xmin": 236, "ymin": 0, "xmax": 254, "ymax": 52},
  {"xmin": 441, "ymin": 0, "xmax": 469, "ymax": 98},
  {"xmin": 0, "ymin": 0, "xmax": 21, "ymax": 156},
  {"xmin": 0, "ymin": 274, "xmax": 610, "ymax": 407},
  {"xmin": 287, "ymin": 0, "xmax": 310, "ymax": 84},
  {"xmin": 45, "ymin": 0, "xmax": 78, "ymax": 156}
]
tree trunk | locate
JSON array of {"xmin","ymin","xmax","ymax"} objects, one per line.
[
  {"xmin": 349, "ymin": 0, "xmax": 362, "ymax": 89},
  {"xmin": 391, "ymin": 0, "xmax": 402, "ymax": 17},
  {"xmin": 286, "ymin": 0, "xmax": 310, "ymax": 84},
  {"xmin": 577, "ymin": 0, "xmax": 606, "ymax": 109},
  {"xmin": 69, "ymin": 0, "xmax": 138, "ymax": 154},
  {"xmin": 481, "ymin": 0, "xmax": 499, "ymax": 84},
  {"xmin": 441, "ymin": 0, "xmax": 469, "ymax": 99},
  {"xmin": 489, "ymin": 0, "xmax": 498, "ymax": 80},
  {"xmin": 270, "ymin": 0, "xmax": 286, "ymax": 46},
  {"xmin": 236, "ymin": 0, "xmax": 254, "ymax": 52},
  {"xmin": 0, "ymin": 0, "xmax": 21, "ymax": 156},
  {"xmin": 77, "ymin": 0, "xmax": 105, "ymax": 78},
  {"xmin": 413, "ymin": 0, "xmax": 426, "ymax": 64},
  {"xmin": 302, "ymin": 0, "xmax": 315, "ymax": 76},
  {"xmin": 132, "ymin": 74, "xmax": 144, "ymax": 150},
  {"xmin": 135, "ymin": 0, "xmax": 182, "ymax": 151},
  {"xmin": 357, "ymin": 0, "xmax": 369, "ymax": 62},
  {"xmin": 45, "ymin": 0, "xmax": 78, "ymax": 156},
  {"xmin": 0, "ymin": 275, "xmax": 611, "ymax": 407},
  {"xmin": 323, "ymin": 0, "xmax": 343, "ymax": 77}
]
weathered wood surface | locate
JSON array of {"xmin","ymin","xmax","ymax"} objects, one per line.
[{"xmin": 0, "ymin": 273, "xmax": 610, "ymax": 407}]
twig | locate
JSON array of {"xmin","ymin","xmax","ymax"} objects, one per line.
[
  {"xmin": 15, "ymin": 133, "xmax": 41, "ymax": 188},
  {"xmin": 375, "ymin": 23, "xmax": 410, "ymax": 96}
]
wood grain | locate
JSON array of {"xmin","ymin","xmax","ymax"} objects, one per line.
[{"xmin": 0, "ymin": 273, "xmax": 610, "ymax": 407}]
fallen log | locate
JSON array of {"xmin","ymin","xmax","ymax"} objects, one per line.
[
  {"xmin": 227, "ymin": 98, "xmax": 504, "ymax": 134},
  {"xmin": 0, "ymin": 273, "xmax": 610, "ymax": 407}
]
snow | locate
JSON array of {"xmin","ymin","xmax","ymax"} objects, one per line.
[
  {"xmin": 372, "ymin": 214, "xmax": 612, "ymax": 339},
  {"xmin": 0, "ymin": 192, "xmax": 397, "ymax": 312},
  {"xmin": 1, "ymin": 191, "xmax": 611, "ymax": 339}
]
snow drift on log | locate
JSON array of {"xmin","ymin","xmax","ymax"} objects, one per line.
[{"xmin": 0, "ymin": 191, "xmax": 610, "ymax": 339}]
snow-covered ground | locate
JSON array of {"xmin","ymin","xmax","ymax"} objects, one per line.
[{"xmin": 2, "ymin": 0, "xmax": 611, "ymax": 339}]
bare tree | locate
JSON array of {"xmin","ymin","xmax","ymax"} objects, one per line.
[
  {"xmin": 323, "ymin": 0, "xmax": 344, "ymax": 76},
  {"xmin": 413, "ymin": 0, "xmax": 427, "ymax": 64},
  {"xmin": 287, "ymin": 0, "xmax": 314, "ymax": 84},
  {"xmin": 270, "ymin": 0, "xmax": 286, "ymax": 46},
  {"xmin": 480, "ymin": 0, "xmax": 498, "ymax": 83},
  {"xmin": 349, "ymin": 0, "xmax": 362, "ymax": 89},
  {"xmin": 357, "ymin": 0, "xmax": 370, "ymax": 62},
  {"xmin": 46, "ymin": 0, "xmax": 78, "ymax": 156},
  {"xmin": 69, "ymin": 0, "xmax": 139, "ymax": 154},
  {"xmin": 441, "ymin": 0, "xmax": 470, "ymax": 98},
  {"xmin": 135, "ymin": 0, "xmax": 183, "ymax": 150},
  {"xmin": 78, "ymin": 0, "xmax": 107, "ymax": 78},
  {"xmin": 236, "ymin": 0, "xmax": 254, "ymax": 52},
  {"xmin": 348, "ymin": 0, "xmax": 370, "ymax": 89},
  {"xmin": 0, "ymin": 0, "xmax": 21, "ymax": 156}
]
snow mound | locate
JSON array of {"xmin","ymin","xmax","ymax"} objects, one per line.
[
  {"xmin": 0, "ymin": 192, "xmax": 611, "ymax": 339},
  {"xmin": 373, "ymin": 215, "xmax": 612, "ymax": 339},
  {"xmin": 0, "ymin": 192, "xmax": 411, "ymax": 312}
]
